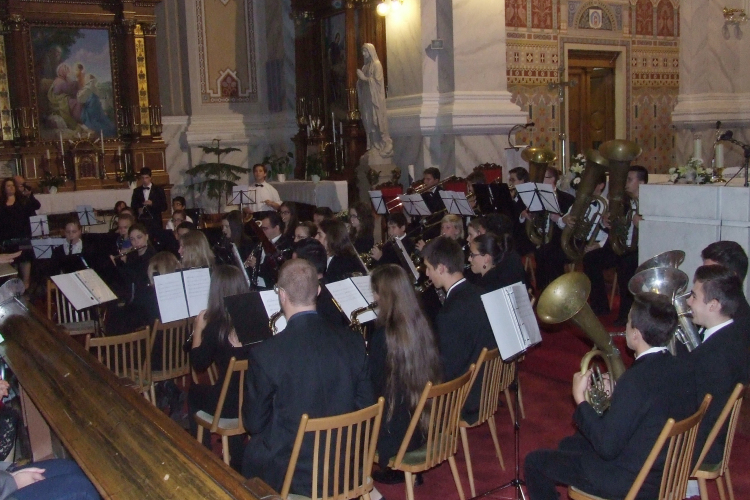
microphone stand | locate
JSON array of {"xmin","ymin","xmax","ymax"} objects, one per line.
[{"xmin": 721, "ymin": 137, "xmax": 750, "ymax": 187}]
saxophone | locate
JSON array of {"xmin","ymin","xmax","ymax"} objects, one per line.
[
  {"xmin": 269, "ymin": 311, "xmax": 284, "ymax": 335},
  {"xmin": 350, "ymin": 302, "xmax": 378, "ymax": 337}
]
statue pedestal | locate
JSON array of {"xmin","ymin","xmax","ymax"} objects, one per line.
[{"xmin": 358, "ymin": 151, "xmax": 398, "ymax": 202}]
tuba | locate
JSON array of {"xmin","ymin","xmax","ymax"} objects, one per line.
[
  {"xmin": 561, "ymin": 149, "xmax": 610, "ymax": 261},
  {"xmin": 628, "ymin": 259, "xmax": 702, "ymax": 352},
  {"xmin": 537, "ymin": 272, "xmax": 626, "ymax": 413},
  {"xmin": 598, "ymin": 140, "xmax": 642, "ymax": 256},
  {"xmin": 521, "ymin": 147, "xmax": 558, "ymax": 246}
]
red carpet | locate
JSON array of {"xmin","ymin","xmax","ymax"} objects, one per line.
[{"xmin": 374, "ymin": 312, "xmax": 750, "ymax": 500}]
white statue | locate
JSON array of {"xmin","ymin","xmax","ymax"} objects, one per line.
[{"xmin": 356, "ymin": 43, "xmax": 393, "ymax": 161}]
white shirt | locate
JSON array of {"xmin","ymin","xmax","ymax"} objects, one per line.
[
  {"xmin": 635, "ymin": 346, "xmax": 669, "ymax": 360},
  {"xmin": 326, "ymin": 256, "xmax": 334, "ymax": 269},
  {"xmin": 142, "ymin": 183, "xmax": 152, "ymax": 201},
  {"xmin": 557, "ymin": 198, "xmax": 608, "ymax": 245},
  {"xmin": 702, "ymin": 318, "xmax": 733, "ymax": 343},
  {"xmin": 247, "ymin": 182, "xmax": 281, "ymax": 213},
  {"xmin": 64, "ymin": 240, "xmax": 83, "ymax": 255},
  {"xmin": 446, "ymin": 278, "xmax": 466, "ymax": 299},
  {"xmin": 165, "ymin": 214, "xmax": 194, "ymax": 231},
  {"xmin": 626, "ymin": 198, "xmax": 637, "ymax": 247}
]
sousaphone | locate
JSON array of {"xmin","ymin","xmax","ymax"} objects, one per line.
[{"xmin": 521, "ymin": 147, "xmax": 558, "ymax": 246}]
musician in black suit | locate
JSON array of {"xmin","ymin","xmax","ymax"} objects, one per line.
[
  {"xmin": 701, "ymin": 240, "xmax": 750, "ymax": 325},
  {"xmin": 422, "ymin": 236, "xmax": 497, "ymax": 420},
  {"xmin": 50, "ymin": 219, "xmax": 95, "ymax": 275},
  {"xmin": 419, "ymin": 167, "xmax": 444, "ymax": 214},
  {"xmin": 683, "ymin": 265, "xmax": 750, "ymax": 464},
  {"xmin": 531, "ymin": 167, "xmax": 575, "ymax": 291},
  {"xmin": 507, "ymin": 167, "xmax": 535, "ymax": 257},
  {"xmin": 242, "ymin": 259, "xmax": 374, "ymax": 495},
  {"xmin": 316, "ymin": 219, "xmax": 367, "ymax": 282},
  {"xmin": 292, "ymin": 237, "xmax": 348, "ymax": 327},
  {"xmin": 371, "ymin": 213, "xmax": 415, "ymax": 270},
  {"xmin": 130, "ymin": 168, "xmax": 168, "ymax": 234},
  {"xmin": 525, "ymin": 293, "xmax": 697, "ymax": 500},
  {"xmin": 245, "ymin": 211, "xmax": 292, "ymax": 289}
]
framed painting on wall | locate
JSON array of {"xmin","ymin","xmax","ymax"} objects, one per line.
[
  {"xmin": 322, "ymin": 12, "xmax": 348, "ymax": 119},
  {"xmin": 31, "ymin": 27, "xmax": 118, "ymax": 140}
]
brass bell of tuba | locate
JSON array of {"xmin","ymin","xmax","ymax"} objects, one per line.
[
  {"xmin": 537, "ymin": 272, "xmax": 627, "ymax": 381},
  {"xmin": 634, "ymin": 249, "xmax": 685, "ymax": 275},
  {"xmin": 598, "ymin": 140, "xmax": 642, "ymax": 256},
  {"xmin": 561, "ymin": 149, "xmax": 610, "ymax": 261},
  {"xmin": 521, "ymin": 147, "xmax": 558, "ymax": 246}
]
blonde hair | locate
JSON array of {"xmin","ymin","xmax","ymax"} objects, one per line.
[
  {"xmin": 147, "ymin": 251, "xmax": 181, "ymax": 285},
  {"xmin": 441, "ymin": 214, "xmax": 464, "ymax": 240},
  {"xmin": 180, "ymin": 230, "xmax": 216, "ymax": 269}
]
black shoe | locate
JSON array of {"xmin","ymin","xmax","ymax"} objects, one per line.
[{"xmin": 372, "ymin": 469, "xmax": 405, "ymax": 484}]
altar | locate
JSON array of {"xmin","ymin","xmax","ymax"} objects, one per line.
[
  {"xmin": 35, "ymin": 188, "xmax": 135, "ymax": 215},
  {"xmin": 269, "ymin": 180, "xmax": 349, "ymax": 212},
  {"xmin": 640, "ymin": 183, "xmax": 750, "ymax": 297}
]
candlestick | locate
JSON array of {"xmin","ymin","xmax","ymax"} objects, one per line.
[
  {"xmin": 715, "ymin": 143, "xmax": 724, "ymax": 169},
  {"xmin": 117, "ymin": 146, "xmax": 122, "ymax": 157},
  {"xmin": 331, "ymin": 112, "xmax": 336, "ymax": 142},
  {"xmin": 46, "ymin": 149, "xmax": 51, "ymax": 160},
  {"xmin": 339, "ymin": 122, "xmax": 343, "ymax": 136},
  {"xmin": 59, "ymin": 132, "xmax": 65, "ymax": 154},
  {"xmin": 100, "ymin": 130, "xmax": 105, "ymax": 154}
]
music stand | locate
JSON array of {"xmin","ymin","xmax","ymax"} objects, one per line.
[
  {"xmin": 231, "ymin": 185, "xmax": 257, "ymax": 212},
  {"xmin": 399, "ymin": 194, "xmax": 431, "ymax": 217},
  {"xmin": 472, "ymin": 184, "xmax": 496, "ymax": 214},
  {"xmin": 439, "ymin": 191, "xmax": 475, "ymax": 216},
  {"xmin": 490, "ymin": 183, "xmax": 516, "ymax": 218},
  {"xmin": 29, "ymin": 215, "xmax": 49, "ymax": 238},
  {"xmin": 368, "ymin": 190, "xmax": 387, "ymax": 215},
  {"xmin": 76, "ymin": 205, "xmax": 103, "ymax": 229},
  {"xmin": 31, "ymin": 237, "xmax": 66, "ymax": 259}
]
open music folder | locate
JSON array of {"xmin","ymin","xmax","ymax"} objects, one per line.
[
  {"xmin": 153, "ymin": 268, "xmax": 211, "ymax": 323},
  {"xmin": 224, "ymin": 290, "xmax": 286, "ymax": 345},
  {"xmin": 325, "ymin": 276, "xmax": 377, "ymax": 323},
  {"xmin": 439, "ymin": 191, "xmax": 476, "ymax": 216},
  {"xmin": 51, "ymin": 269, "xmax": 117, "ymax": 311},
  {"xmin": 481, "ymin": 282, "xmax": 541, "ymax": 361}
]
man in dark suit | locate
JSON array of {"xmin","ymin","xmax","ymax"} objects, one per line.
[
  {"xmin": 683, "ymin": 265, "xmax": 750, "ymax": 465},
  {"xmin": 420, "ymin": 167, "xmax": 444, "ymax": 214},
  {"xmin": 245, "ymin": 211, "xmax": 292, "ymax": 289},
  {"xmin": 371, "ymin": 213, "xmax": 415, "ymax": 270},
  {"xmin": 701, "ymin": 240, "xmax": 750, "ymax": 325},
  {"xmin": 292, "ymin": 237, "xmax": 349, "ymax": 327},
  {"xmin": 525, "ymin": 293, "xmax": 697, "ymax": 500},
  {"xmin": 507, "ymin": 166, "xmax": 535, "ymax": 257},
  {"xmin": 130, "ymin": 167, "xmax": 167, "ymax": 234},
  {"xmin": 422, "ymin": 236, "xmax": 497, "ymax": 420},
  {"xmin": 242, "ymin": 259, "xmax": 374, "ymax": 495}
]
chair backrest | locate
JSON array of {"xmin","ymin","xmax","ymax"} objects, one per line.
[
  {"xmin": 623, "ymin": 394, "xmax": 712, "ymax": 500},
  {"xmin": 393, "ymin": 364, "xmax": 475, "ymax": 470},
  {"xmin": 208, "ymin": 357, "xmax": 248, "ymax": 433},
  {"xmin": 473, "ymin": 163, "xmax": 504, "ymax": 183},
  {"xmin": 442, "ymin": 177, "xmax": 468, "ymax": 193},
  {"xmin": 691, "ymin": 383, "xmax": 746, "ymax": 477},
  {"xmin": 47, "ymin": 279, "xmax": 92, "ymax": 325},
  {"xmin": 469, "ymin": 348, "xmax": 514, "ymax": 426},
  {"xmin": 150, "ymin": 319, "xmax": 191, "ymax": 379},
  {"xmin": 280, "ymin": 398, "xmax": 385, "ymax": 500},
  {"xmin": 86, "ymin": 327, "xmax": 151, "ymax": 395}
]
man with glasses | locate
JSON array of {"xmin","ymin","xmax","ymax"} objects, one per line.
[
  {"xmin": 242, "ymin": 259, "xmax": 373, "ymax": 495},
  {"xmin": 244, "ymin": 212, "xmax": 292, "ymax": 289}
]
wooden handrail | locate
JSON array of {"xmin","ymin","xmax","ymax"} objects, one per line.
[{"xmin": 0, "ymin": 297, "xmax": 278, "ymax": 500}]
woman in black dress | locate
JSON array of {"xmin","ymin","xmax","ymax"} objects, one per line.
[
  {"xmin": 348, "ymin": 201, "xmax": 375, "ymax": 255},
  {"xmin": 188, "ymin": 265, "xmax": 250, "ymax": 471},
  {"xmin": 468, "ymin": 232, "xmax": 527, "ymax": 292},
  {"xmin": 279, "ymin": 201, "xmax": 299, "ymax": 241},
  {"xmin": 316, "ymin": 219, "xmax": 366, "ymax": 282},
  {"xmin": 0, "ymin": 178, "xmax": 39, "ymax": 290},
  {"xmin": 369, "ymin": 264, "xmax": 442, "ymax": 483}
]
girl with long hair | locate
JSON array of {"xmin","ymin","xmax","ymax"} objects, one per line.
[
  {"xmin": 469, "ymin": 232, "xmax": 527, "ymax": 292},
  {"xmin": 369, "ymin": 264, "xmax": 442, "ymax": 483},
  {"xmin": 348, "ymin": 201, "xmax": 375, "ymax": 254},
  {"xmin": 215, "ymin": 211, "xmax": 252, "ymax": 265},
  {"xmin": 188, "ymin": 265, "xmax": 250, "ymax": 471},
  {"xmin": 179, "ymin": 230, "xmax": 216, "ymax": 269},
  {"xmin": 0, "ymin": 178, "xmax": 39, "ymax": 290},
  {"xmin": 279, "ymin": 201, "xmax": 299, "ymax": 240},
  {"xmin": 316, "ymin": 219, "xmax": 366, "ymax": 282}
]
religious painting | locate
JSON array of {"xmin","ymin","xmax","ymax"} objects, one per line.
[
  {"xmin": 322, "ymin": 12, "xmax": 348, "ymax": 119},
  {"xmin": 589, "ymin": 9, "xmax": 603, "ymax": 29},
  {"xmin": 31, "ymin": 27, "xmax": 117, "ymax": 140}
]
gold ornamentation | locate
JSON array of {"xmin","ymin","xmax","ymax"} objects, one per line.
[
  {"xmin": 0, "ymin": 32, "xmax": 12, "ymax": 142},
  {"xmin": 134, "ymin": 34, "xmax": 151, "ymax": 136}
]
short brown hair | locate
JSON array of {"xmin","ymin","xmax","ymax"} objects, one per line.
[
  {"xmin": 277, "ymin": 259, "xmax": 319, "ymax": 306},
  {"xmin": 422, "ymin": 236, "xmax": 464, "ymax": 274}
]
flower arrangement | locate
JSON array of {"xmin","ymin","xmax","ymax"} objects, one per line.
[
  {"xmin": 668, "ymin": 157, "xmax": 714, "ymax": 185},
  {"xmin": 569, "ymin": 153, "xmax": 587, "ymax": 190}
]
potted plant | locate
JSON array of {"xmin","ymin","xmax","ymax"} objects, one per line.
[
  {"xmin": 185, "ymin": 139, "xmax": 250, "ymax": 213},
  {"xmin": 117, "ymin": 169, "xmax": 139, "ymax": 189},
  {"xmin": 38, "ymin": 171, "xmax": 65, "ymax": 194},
  {"xmin": 262, "ymin": 152, "xmax": 294, "ymax": 182},
  {"xmin": 306, "ymin": 152, "xmax": 325, "ymax": 182}
]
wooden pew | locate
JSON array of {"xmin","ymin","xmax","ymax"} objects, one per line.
[{"xmin": 0, "ymin": 297, "xmax": 277, "ymax": 500}]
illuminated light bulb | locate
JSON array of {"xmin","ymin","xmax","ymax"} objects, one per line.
[
  {"xmin": 390, "ymin": 0, "xmax": 402, "ymax": 12},
  {"xmin": 376, "ymin": 1, "xmax": 390, "ymax": 16}
]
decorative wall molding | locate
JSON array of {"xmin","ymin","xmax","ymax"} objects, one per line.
[{"xmin": 672, "ymin": 93, "xmax": 750, "ymax": 127}]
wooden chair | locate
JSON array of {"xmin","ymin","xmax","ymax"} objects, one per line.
[
  {"xmin": 46, "ymin": 279, "xmax": 98, "ymax": 342},
  {"xmin": 523, "ymin": 254, "xmax": 536, "ymax": 290},
  {"xmin": 691, "ymin": 384, "xmax": 746, "ymax": 500},
  {"xmin": 194, "ymin": 357, "xmax": 248, "ymax": 466},
  {"xmin": 389, "ymin": 365, "xmax": 475, "ymax": 500},
  {"xmin": 191, "ymin": 363, "xmax": 219, "ymax": 385},
  {"xmin": 149, "ymin": 319, "xmax": 191, "ymax": 402},
  {"xmin": 459, "ymin": 348, "xmax": 506, "ymax": 497},
  {"xmin": 280, "ymin": 398, "xmax": 385, "ymax": 500},
  {"xmin": 569, "ymin": 394, "xmax": 712, "ymax": 500},
  {"xmin": 86, "ymin": 327, "xmax": 152, "ymax": 402}
]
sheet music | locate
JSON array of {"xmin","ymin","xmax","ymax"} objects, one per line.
[
  {"xmin": 31, "ymin": 237, "xmax": 65, "ymax": 259},
  {"xmin": 368, "ymin": 190, "xmax": 387, "ymax": 215},
  {"xmin": 516, "ymin": 183, "xmax": 560, "ymax": 213},
  {"xmin": 439, "ymin": 191, "xmax": 476, "ymax": 216},
  {"xmin": 76, "ymin": 205, "xmax": 99, "ymax": 226},
  {"xmin": 183, "ymin": 268, "xmax": 211, "ymax": 317},
  {"xmin": 74, "ymin": 269, "xmax": 117, "ymax": 304},
  {"xmin": 395, "ymin": 238, "xmax": 420, "ymax": 282},
  {"xmin": 481, "ymin": 282, "xmax": 541, "ymax": 361},
  {"xmin": 154, "ymin": 272, "xmax": 190, "ymax": 323},
  {"xmin": 51, "ymin": 269, "xmax": 115, "ymax": 311},
  {"xmin": 325, "ymin": 278, "xmax": 376, "ymax": 323},
  {"xmin": 29, "ymin": 215, "xmax": 49, "ymax": 237},
  {"xmin": 398, "ymin": 194, "xmax": 431, "ymax": 216},
  {"xmin": 259, "ymin": 290, "xmax": 287, "ymax": 333},
  {"xmin": 350, "ymin": 276, "xmax": 375, "ymax": 304}
]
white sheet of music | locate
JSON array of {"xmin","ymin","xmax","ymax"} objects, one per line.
[
  {"xmin": 368, "ymin": 190, "xmax": 387, "ymax": 215},
  {"xmin": 395, "ymin": 237, "xmax": 420, "ymax": 282},
  {"xmin": 481, "ymin": 282, "xmax": 541, "ymax": 361},
  {"xmin": 29, "ymin": 215, "xmax": 49, "ymax": 237},
  {"xmin": 153, "ymin": 273, "xmax": 190, "ymax": 323},
  {"xmin": 326, "ymin": 278, "xmax": 377, "ymax": 323},
  {"xmin": 52, "ymin": 269, "xmax": 116, "ymax": 311},
  {"xmin": 259, "ymin": 289, "xmax": 287, "ymax": 333},
  {"xmin": 183, "ymin": 268, "xmax": 211, "ymax": 317},
  {"xmin": 439, "ymin": 191, "xmax": 476, "ymax": 216},
  {"xmin": 516, "ymin": 183, "xmax": 561, "ymax": 214},
  {"xmin": 398, "ymin": 194, "xmax": 432, "ymax": 216},
  {"xmin": 350, "ymin": 276, "xmax": 375, "ymax": 304},
  {"xmin": 31, "ymin": 237, "xmax": 65, "ymax": 259}
]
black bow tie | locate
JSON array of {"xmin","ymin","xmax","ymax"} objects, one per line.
[
  {"xmin": 143, "ymin": 186, "xmax": 151, "ymax": 190},
  {"xmin": 255, "ymin": 184, "xmax": 264, "ymax": 187}
]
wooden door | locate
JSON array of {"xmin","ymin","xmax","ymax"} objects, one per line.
[{"xmin": 568, "ymin": 51, "xmax": 617, "ymax": 158}]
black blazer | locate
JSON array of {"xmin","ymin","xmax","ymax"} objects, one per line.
[
  {"xmin": 375, "ymin": 237, "xmax": 415, "ymax": 269},
  {"xmin": 325, "ymin": 253, "xmax": 367, "ymax": 283},
  {"xmin": 436, "ymin": 280, "xmax": 497, "ymax": 418},
  {"xmin": 130, "ymin": 184, "xmax": 168, "ymax": 230},
  {"xmin": 421, "ymin": 186, "xmax": 444, "ymax": 214},
  {"xmin": 352, "ymin": 234, "xmax": 375, "ymax": 255},
  {"xmin": 510, "ymin": 195, "xmax": 535, "ymax": 256},
  {"xmin": 573, "ymin": 351, "xmax": 697, "ymax": 499},
  {"xmin": 685, "ymin": 320, "xmax": 750, "ymax": 464},
  {"xmin": 50, "ymin": 241, "xmax": 95, "ymax": 275},
  {"xmin": 256, "ymin": 234, "xmax": 293, "ymax": 288},
  {"xmin": 477, "ymin": 251, "xmax": 528, "ymax": 292},
  {"xmin": 242, "ymin": 311, "xmax": 374, "ymax": 495}
]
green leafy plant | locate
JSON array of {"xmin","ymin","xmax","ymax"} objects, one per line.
[
  {"xmin": 38, "ymin": 170, "xmax": 65, "ymax": 191},
  {"xmin": 306, "ymin": 152, "xmax": 326, "ymax": 179},
  {"xmin": 185, "ymin": 139, "xmax": 250, "ymax": 213},
  {"xmin": 262, "ymin": 152, "xmax": 294, "ymax": 179}
]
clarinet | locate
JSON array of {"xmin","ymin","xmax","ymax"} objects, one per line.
[
  {"xmin": 249, "ymin": 243, "xmax": 262, "ymax": 289},
  {"xmin": 231, "ymin": 243, "xmax": 252, "ymax": 288}
]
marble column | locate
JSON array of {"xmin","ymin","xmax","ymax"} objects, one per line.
[{"xmin": 385, "ymin": 0, "xmax": 526, "ymax": 185}]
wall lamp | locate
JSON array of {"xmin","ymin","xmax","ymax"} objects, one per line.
[{"xmin": 377, "ymin": 0, "xmax": 404, "ymax": 16}]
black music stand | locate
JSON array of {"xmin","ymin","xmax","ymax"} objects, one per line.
[
  {"xmin": 369, "ymin": 190, "xmax": 387, "ymax": 215},
  {"xmin": 231, "ymin": 187, "xmax": 257, "ymax": 212},
  {"xmin": 31, "ymin": 237, "xmax": 66, "ymax": 259},
  {"xmin": 29, "ymin": 215, "xmax": 49, "ymax": 238},
  {"xmin": 440, "ymin": 191, "xmax": 475, "ymax": 216},
  {"xmin": 77, "ymin": 205, "xmax": 103, "ymax": 230}
]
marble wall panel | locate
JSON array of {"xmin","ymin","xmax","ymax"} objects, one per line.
[
  {"xmin": 452, "ymin": 0, "xmax": 506, "ymax": 92},
  {"xmin": 384, "ymin": 0, "xmax": 426, "ymax": 97}
]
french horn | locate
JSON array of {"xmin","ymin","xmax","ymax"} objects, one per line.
[
  {"xmin": 598, "ymin": 140, "xmax": 642, "ymax": 256},
  {"xmin": 561, "ymin": 149, "xmax": 609, "ymax": 261},
  {"xmin": 521, "ymin": 147, "xmax": 558, "ymax": 246}
]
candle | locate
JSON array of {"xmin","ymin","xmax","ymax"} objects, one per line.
[
  {"xmin": 59, "ymin": 132, "xmax": 64, "ymax": 154},
  {"xmin": 100, "ymin": 130, "xmax": 105, "ymax": 154},
  {"xmin": 46, "ymin": 149, "xmax": 51, "ymax": 160},
  {"xmin": 693, "ymin": 138, "xmax": 702, "ymax": 160},
  {"xmin": 339, "ymin": 122, "xmax": 343, "ymax": 136},
  {"xmin": 715, "ymin": 143, "xmax": 724, "ymax": 169},
  {"xmin": 117, "ymin": 146, "xmax": 122, "ymax": 157}
]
